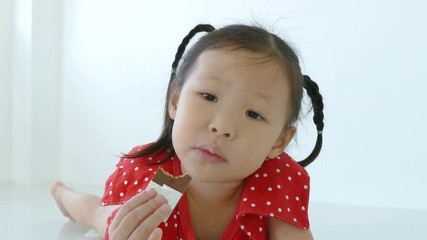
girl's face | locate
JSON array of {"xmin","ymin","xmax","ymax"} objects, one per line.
[{"xmin": 170, "ymin": 48, "xmax": 295, "ymax": 183}]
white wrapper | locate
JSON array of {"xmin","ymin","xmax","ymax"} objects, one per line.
[{"xmin": 146, "ymin": 181, "xmax": 183, "ymax": 222}]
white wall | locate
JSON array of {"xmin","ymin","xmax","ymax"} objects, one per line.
[
  {"xmin": 2, "ymin": 0, "xmax": 427, "ymax": 210},
  {"xmin": 294, "ymin": 0, "xmax": 427, "ymax": 210},
  {"xmin": 0, "ymin": 0, "xmax": 14, "ymax": 183},
  {"xmin": 2, "ymin": 0, "xmax": 61, "ymax": 184}
]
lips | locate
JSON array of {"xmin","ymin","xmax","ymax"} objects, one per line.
[{"xmin": 194, "ymin": 145, "xmax": 226, "ymax": 163}]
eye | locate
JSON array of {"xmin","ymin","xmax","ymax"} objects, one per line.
[
  {"xmin": 246, "ymin": 110, "xmax": 263, "ymax": 120},
  {"xmin": 202, "ymin": 93, "xmax": 218, "ymax": 102}
]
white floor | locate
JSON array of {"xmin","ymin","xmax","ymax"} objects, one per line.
[{"xmin": 1, "ymin": 184, "xmax": 426, "ymax": 240}]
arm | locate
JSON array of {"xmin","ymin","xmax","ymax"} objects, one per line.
[{"xmin": 269, "ymin": 218, "xmax": 313, "ymax": 240}]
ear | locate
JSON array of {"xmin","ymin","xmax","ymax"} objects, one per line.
[
  {"xmin": 168, "ymin": 95, "xmax": 179, "ymax": 120},
  {"xmin": 267, "ymin": 126, "xmax": 296, "ymax": 159}
]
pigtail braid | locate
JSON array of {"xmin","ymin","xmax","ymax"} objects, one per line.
[
  {"xmin": 298, "ymin": 75, "xmax": 324, "ymax": 167},
  {"xmin": 170, "ymin": 24, "xmax": 216, "ymax": 80}
]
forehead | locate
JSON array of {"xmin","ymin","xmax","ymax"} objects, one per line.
[{"xmin": 191, "ymin": 48, "xmax": 290, "ymax": 93}]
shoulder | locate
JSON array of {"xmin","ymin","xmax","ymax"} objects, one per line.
[
  {"xmin": 269, "ymin": 218, "xmax": 313, "ymax": 240},
  {"xmin": 238, "ymin": 152, "xmax": 311, "ymax": 229},
  {"xmin": 248, "ymin": 152, "xmax": 310, "ymax": 196},
  {"xmin": 266, "ymin": 152, "xmax": 310, "ymax": 180},
  {"xmin": 100, "ymin": 145, "xmax": 174, "ymax": 205}
]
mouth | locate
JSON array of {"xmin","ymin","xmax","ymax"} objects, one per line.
[{"xmin": 194, "ymin": 145, "xmax": 227, "ymax": 163}]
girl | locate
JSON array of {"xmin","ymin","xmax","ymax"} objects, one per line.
[{"xmin": 51, "ymin": 23, "xmax": 324, "ymax": 240}]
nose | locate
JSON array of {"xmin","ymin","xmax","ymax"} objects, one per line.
[
  {"xmin": 210, "ymin": 126, "xmax": 232, "ymax": 138},
  {"xmin": 209, "ymin": 118, "xmax": 235, "ymax": 138}
]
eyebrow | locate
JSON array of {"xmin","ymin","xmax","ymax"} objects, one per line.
[
  {"xmin": 206, "ymin": 73, "xmax": 271, "ymax": 102},
  {"xmin": 249, "ymin": 91, "xmax": 271, "ymax": 101},
  {"xmin": 205, "ymin": 73, "xmax": 231, "ymax": 87}
]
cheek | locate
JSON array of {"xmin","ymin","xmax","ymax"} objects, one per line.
[
  {"xmin": 240, "ymin": 128, "xmax": 280, "ymax": 158},
  {"xmin": 172, "ymin": 101, "xmax": 201, "ymax": 136}
]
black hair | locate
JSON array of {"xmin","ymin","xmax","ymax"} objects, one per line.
[{"xmin": 126, "ymin": 24, "xmax": 324, "ymax": 167}]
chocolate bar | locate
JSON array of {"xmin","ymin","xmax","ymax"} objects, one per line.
[{"xmin": 146, "ymin": 168, "xmax": 192, "ymax": 221}]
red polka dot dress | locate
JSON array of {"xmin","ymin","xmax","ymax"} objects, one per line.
[{"xmin": 101, "ymin": 146, "xmax": 310, "ymax": 239}]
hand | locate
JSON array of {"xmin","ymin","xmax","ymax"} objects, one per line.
[{"xmin": 108, "ymin": 188, "xmax": 171, "ymax": 240}]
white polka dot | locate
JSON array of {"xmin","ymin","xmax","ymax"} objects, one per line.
[
  {"xmin": 293, "ymin": 218, "xmax": 298, "ymax": 222},
  {"xmin": 134, "ymin": 167, "xmax": 139, "ymax": 171},
  {"xmin": 251, "ymin": 203, "xmax": 256, "ymax": 207},
  {"xmin": 285, "ymin": 195, "xmax": 289, "ymax": 200},
  {"xmin": 138, "ymin": 189, "xmax": 142, "ymax": 193},
  {"xmin": 270, "ymin": 213, "xmax": 274, "ymax": 217},
  {"xmin": 287, "ymin": 208, "xmax": 291, "ymax": 212},
  {"xmin": 148, "ymin": 157, "xmax": 153, "ymax": 161},
  {"xmin": 266, "ymin": 201, "xmax": 271, "ymax": 205},
  {"xmin": 255, "ymin": 174, "xmax": 259, "ymax": 178},
  {"xmin": 148, "ymin": 168, "xmax": 153, "ymax": 171},
  {"xmin": 174, "ymin": 214, "xmax": 177, "ymax": 219},
  {"xmin": 259, "ymin": 227, "xmax": 263, "ymax": 232},
  {"xmin": 243, "ymin": 198, "xmax": 248, "ymax": 202},
  {"xmin": 297, "ymin": 171, "xmax": 302, "ymax": 175},
  {"xmin": 124, "ymin": 180, "xmax": 128, "ymax": 185},
  {"xmin": 119, "ymin": 165, "xmax": 124, "ymax": 169},
  {"xmin": 130, "ymin": 160, "xmax": 134, "ymax": 164},
  {"xmin": 109, "ymin": 191, "xmax": 112, "ymax": 195},
  {"xmin": 259, "ymin": 216, "xmax": 263, "ymax": 219},
  {"xmin": 120, "ymin": 192, "xmax": 124, "ymax": 197},
  {"xmin": 109, "ymin": 182, "xmax": 112, "ymax": 187},
  {"xmin": 268, "ymin": 187, "xmax": 273, "ymax": 191},
  {"xmin": 247, "ymin": 232, "xmax": 251, "ymax": 236},
  {"xmin": 263, "ymin": 173, "xmax": 268, "ymax": 177},
  {"xmin": 278, "ymin": 208, "xmax": 282, "ymax": 212},
  {"xmin": 174, "ymin": 223, "xmax": 178, "ymax": 228},
  {"xmin": 250, "ymin": 186, "xmax": 255, "ymax": 191},
  {"xmin": 285, "ymin": 163, "xmax": 290, "ymax": 167},
  {"xmin": 177, "ymin": 211, "xmax": 180, "ymax": 215},
  {"xmin": 144, "ymin": 177, "xmax": 149, "ymax": 182},
  {"xmin": 296, "ymin": 196, "xmax": 300, "ymax": 201},
  {"xmin": 123, "ymin": 172, "xmax": 127, "ymax": 176},
  {"xmin": 277, "ymin": 156, "xmax": 281, "ymax": 159},
  {"xmin": 240, "ymin": 225, "xmax": 245, "ymax": 230},
  {"xmin": 101, "ymin": 202, "xmax": 105, "ymax": 206},
  {"xmin": 277, "ymin": 184, "xmax": 281, "ymax": 189},
  {"xmin": 276, "ymin": 168, "xmax": 281, "ymax": 173},
  {"xmin": 301, "ymin": 206, "xmax": 306, "ymax": 211},
  {"xmin": 134, "ymin": 181, "xmax": 138, "ymax": 185},
  {"xmin": 304, "ymin": 185, "xmax": 308, "ymax": 189},
  {"xmin": 288, "ymin": 176, "xmax": 292, "ymax": 181},
  {"xmin": 165, "ymin": 222, "xmax": 168, "ymax": 227}
]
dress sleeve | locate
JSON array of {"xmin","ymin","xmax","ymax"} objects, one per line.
[
  {"xmin": 236, "ymin": 152, "xmax": 311, "ymax": 239},
  {"xmin": 100, "ymin": 146, "xmax": 156, "ymax": 206}
]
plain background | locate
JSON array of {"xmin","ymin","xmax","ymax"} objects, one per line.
[{"xmin": 1, "ymin": 0, "xmax": 426, "ymax": 212}]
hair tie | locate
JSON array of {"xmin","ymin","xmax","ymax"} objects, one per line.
[{"xmin": 171, "ymin": 68, "xmax": 177, "ymax": 74}]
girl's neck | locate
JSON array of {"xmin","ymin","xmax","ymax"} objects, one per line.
[
  {"xmin": 185, "ymin": 179, "xmax": 243, "ymax": 240},
  {"xmin": 186, "ymin": 179, "xmax": 243, "ymax": 206}
]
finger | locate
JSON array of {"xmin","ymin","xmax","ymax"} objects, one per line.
[
  {"xmin": 128, "ymin": 203, "xmax": 171, "ymax": 240},
  {"xmin": 147, "ymin": 228, "xmax": 163, "ymax": 240},
  {"xmin": 109, "ymin": 188, "xmax": 156, "ymax": 234},
  {"xmin": 110, "ymin": 188, "xmax": 156, "ymax": 231},
  {"xmin": 112, "ymin": 194, "xmax": 168, "ymax": 240}
]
